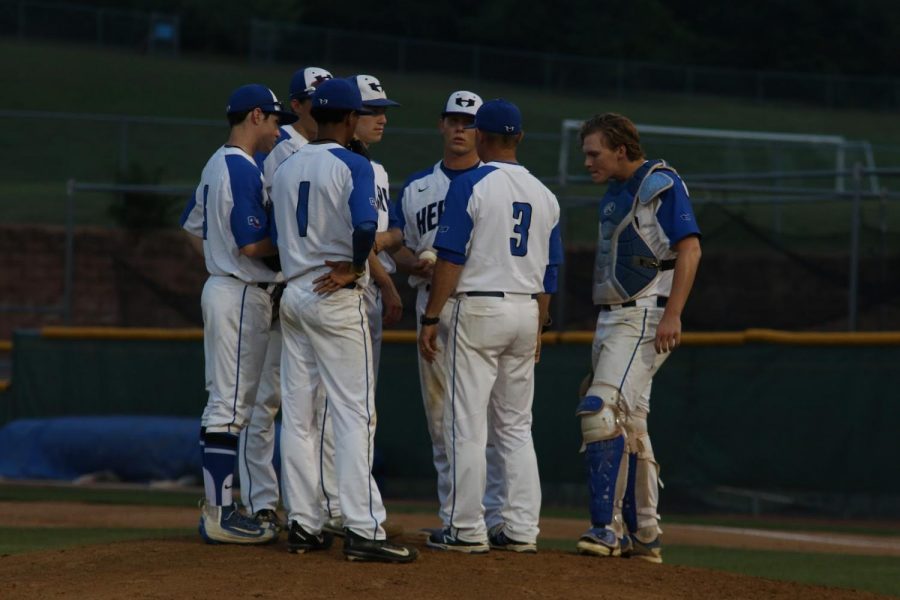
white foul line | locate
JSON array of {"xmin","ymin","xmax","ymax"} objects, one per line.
[{"xmin": 676, "ymin": 524, "xmax": 900, "ymax": 551}]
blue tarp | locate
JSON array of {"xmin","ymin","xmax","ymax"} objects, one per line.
[{"xmin": 0, "ymin": 416, "xmax": 204, "ymax": 482}]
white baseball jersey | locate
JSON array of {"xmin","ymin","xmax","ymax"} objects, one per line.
[
  {"xmin": 271, "ymin": 141, "xmax": 378, "ymax": 283},
  {"xmin": 372, "ymin": 160, "xmax": 396, "ymax": 274},
  {"xmin": 394, "ymin": 160, "xmax": 481, "ymax": 289},
  {"xmin": 434, "ymin": 161, "xmax": 562, "ymax": 294},
  {"xmin": 262, "ymin": 125, "xmax": 309, "ymax": 193},
  {"xmin": 180, "ymin": 146, "xmax": 278, "ymax": 283}
]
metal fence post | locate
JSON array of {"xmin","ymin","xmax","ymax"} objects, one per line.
[
  {"xmin": 64, "ymin": 179, "xmax": 76, "ymax": 325},
  {"xmin": 848, "ymin": 163, "xmax": 862, "ymax": 331}
]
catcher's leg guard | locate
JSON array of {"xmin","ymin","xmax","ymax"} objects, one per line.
[
  {"xmin": 577, "ymin": 394, "xmax": 626, "ymax": 528},
  {"xmin": 584, "ymin": 435, "xmax": 625, "ymax": 528}
]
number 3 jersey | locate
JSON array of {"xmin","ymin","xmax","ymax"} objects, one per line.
[
  {"xmin": 270, "ymin": 141, "xmax": 378, "ymax": 282},
  {"xmin": 433, "ymin": 161, "xmax": 563, "ymax": 295}
]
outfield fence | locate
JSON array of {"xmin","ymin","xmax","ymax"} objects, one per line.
[{"xmin": 4, "ymin": 326, "xmax": 899, "ymax": 515}]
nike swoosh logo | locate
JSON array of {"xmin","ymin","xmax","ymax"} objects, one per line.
[
  {"xmin": 381, "ymin": 546, "xmax": 410, "ymax": 557},
  {"xmin": 224, "ymin": 484, "xmax": 232, "ymax": 489},
  {"xmin": 417, "ymin": 186, "xmax": 429, "ymax": 192}
]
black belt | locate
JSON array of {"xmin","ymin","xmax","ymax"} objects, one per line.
[
  {"xmin": 230, "ymin": 274, "xmax": 274, "ymax": 291},
  {"xmin": 599, "ymin": 296, "xmax": 668, "ymax": 311},
  {"xmin": 464, "ymin": 291, "xmax": 540, "ymax": 299},
  {"xmin": 343, "ymin": 282, "xmax": 357, "ymax": 290},
  {"xmin": 633, "ymin": 257, "xmax": 676, "ymax": 270}
]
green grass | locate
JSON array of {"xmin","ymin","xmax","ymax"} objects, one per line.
[
  {"xmin": 0, "ymin": 526, "xmax": 191, "ymax": 555},
  {"xmin": 667, "ymin": 545, "xmax": 900, "ymax": 597}
]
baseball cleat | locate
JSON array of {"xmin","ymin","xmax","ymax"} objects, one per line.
[
  {"xmin": 253, "ymin": 509, "xmax": 283, "ymax": 534},
  {"xmin": 343, "ymin": 529, "xmax": 419, "ymax": 563},
  {"xmin": 322, "ymin": 515, "xmax": 345, "ymax": 537},
  {"xmin": 629, "ymin": 531, "xmax": 663, "ymax": 563},
  {"xmin": 287, "ymin": 521, "xmax": 334, "ymax": 554},
  {"xmin": 426, "ymin": 528, "xmax": 489, "ymax": 554},
  {"xmin": 576, "ymin": 526, "xmax": 621, "ymax": 557},
  {"xmin": 488, "ymin": 524, "xmax": 537, "ymax": 553},
  {"xmin": 199, "ymin": 503, "xmax": 278, "ymax": 545},
  {"xmin": 619, "ymin": 535, "xmax": 634, "ymax": 557}
]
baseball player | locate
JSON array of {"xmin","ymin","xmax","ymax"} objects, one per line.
[
  {"xmin": 237, "ymin": 66, "xmax": 334, "ymax": 532},
  {"xmin": 181, "ymin": 84, "xmax": 296, "ymax": 544},
  {"xmin": 390, "ymin": 91, "xmax": 506, "ymax": 534},
  {"xmin": 419, "ymin": 99, "xmax": 563, "ymax": 554},
  {"xmin": 271, "ymin": 77, "xmax": 418, "ymax": 562},
  {"xmin": 318, "ymin": 74, "xmax": 404, "ymax": 537},
  {"xmin": 574, "ymin": 113, "xmax": 701, "ymax": 563}
]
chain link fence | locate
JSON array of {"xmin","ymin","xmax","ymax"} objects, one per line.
[{"xmin": 249, "ymin": 20, "xmax": 900, "ymax": 112}]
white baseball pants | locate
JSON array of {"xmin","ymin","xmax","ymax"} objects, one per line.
[
  {"xmin": 442, "ymin": 294, "xmax": 541, "ymax": 544},
  {"xmin": 200, "ymin": 275, "xmax": 272, "ymax": 433},
  {"xmin": 238, "ymin": 320, "xmax": 282, "ymax": 515},
  {"xmin": 415, "ymin": 288, "xmax": 505, "ymax": 528},
  {"xmin": 279, "ymin": 278, "xmax": 386, "ymax": 539}
]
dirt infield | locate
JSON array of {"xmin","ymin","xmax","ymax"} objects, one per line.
[{"xmin": 2, "ymin": 502, "xmax": 898, "ymax": 599}]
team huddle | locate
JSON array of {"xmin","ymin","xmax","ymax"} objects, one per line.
[{"xmin": 180, "ymin": 66, "xmax": 701, "ymax": 564}]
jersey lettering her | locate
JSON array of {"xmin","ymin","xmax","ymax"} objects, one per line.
[{"xmin": 415, "ymin": 200, "xmax": 445, "ymax": 237}]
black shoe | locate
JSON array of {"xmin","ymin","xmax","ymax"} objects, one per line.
[
  {"xmin": 343, "ymin": 529, "xmax": 419, "ymax": 563},
  {"xmin": 287, "ymin": 521, "xmax": 333, "ymax": 554},
  {"xmin": 253, "ymin": 509, "xmax": 283, "ymax": 533}
]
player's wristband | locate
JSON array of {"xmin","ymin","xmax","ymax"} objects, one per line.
[
  {"xmin": 420, "ymin": 315, "xmax": 440, "ymax": 326},
  {"xmin": 352, "ymin": 263, "xmax": 366, "ymax": 277}
]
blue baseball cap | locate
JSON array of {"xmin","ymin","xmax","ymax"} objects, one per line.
[
  {"xmin": 467, "ymin": 98, "xmax": 522, "ymax": 135},
  {"xmin": 226, "ymin": 84, "xmax": 298, "ymax": 125},
  {"xmin": 311, "ymin": 78, "xmax": 373, "ymax": 115},
  {"xmin": 289, "ymin": 67, "xmax": 333, "ymax": 100}
]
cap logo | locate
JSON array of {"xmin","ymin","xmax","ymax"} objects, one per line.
[
  {"xmin": 504, "ymin": 125, "xmax": 515, "ymax": 133},
  {"xmin": 368, "ymin": 82, "xmax": 383, "ymax": 92},
  {"xmin": 456, "ymin": 97, "xmax": 476, "ymax": 108},
  {"xmin": 318, "ymin": 98, "xmax": 329, "ymax": 105}
]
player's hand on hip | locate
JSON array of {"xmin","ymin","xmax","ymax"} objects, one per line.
[
  {"xmin": 313, "ymin": 261, "xmax": 358, "ymax": 295},
  {"xmin": 419, "ymin": 324, "xmax": 439, "ymax": 363},
  {"xmin": 410, "ymin": 259, "xmax": 434, "ymax": 279},
  {"xmin": 655, "ymin": 312, "xmax": 682, "ymax": 354},
  {"xmin": 382, "ymin": 287, "xmax": 403, "ymax": 326}
]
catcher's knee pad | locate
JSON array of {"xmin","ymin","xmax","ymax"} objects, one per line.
[{"xmin": 577, "ymin": 395, "xmax": 621, "ymax": 450}]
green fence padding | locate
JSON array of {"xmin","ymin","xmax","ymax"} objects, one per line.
[{"xmin": 8, "ymin": 332, "xmax": 900, "ymax": 498}]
